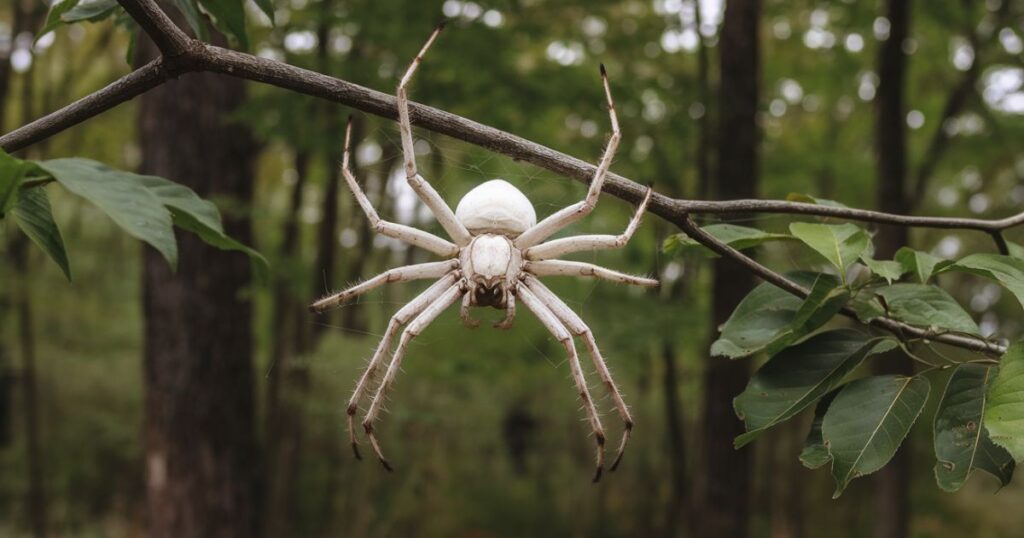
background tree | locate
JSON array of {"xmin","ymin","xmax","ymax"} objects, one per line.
[
  {"xmin": 698, "ymin": 0, "xmax": 760, "ymax": 536},
  {"xmin": 135, "ymin": 10, "xmax": 260, "ymax": 538}
]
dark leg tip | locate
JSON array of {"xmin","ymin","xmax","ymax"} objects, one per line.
[
  {"xmin": 380, "ymin": 459, "xmax": 394, "ymax": 472},
  {"xmin": 592, "ymin": 466, "xmax": 604, "ymax": 483},
  {"xmin": 609, "ymin": 454, "xmax": 624, "ymax": 472},
  {"xmin": 599, "ymin": 63, "xmax": 607, "ymax": 77},
  {"xmin": 437, "ymin": 19, "xmax": 447, "ymax": 31},
  {"xmin": 351, "ymin": 443, "xmax": 363, "ymax": 461}
]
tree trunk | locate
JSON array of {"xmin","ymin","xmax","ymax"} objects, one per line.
[
  {"xmin": 872, "ymin": 2, "xmax": 913, "ymax": 538},
  {"xmin": 309, "ymin": 0, "xmax": 343, "ymax": 344},
  {"xmin": 136, "ymin": 18, "xmax": 260, "ymax": 538},
  {"xmin": 661, "ymin": 341, "xmax": 689, "ymax": 536},
  {"xmin": 7, "ymin": 2, "xmax": 48, "ymax": 532},
  {"xmin": 263, "ymin": 150, "xmax": 309, "ymax": 538},
  {"xmin": 697, "ymin": 1, "xmax": 760, "ymax": 537},
  {"xmin": 11, "ymin": 235, "xmax": 47, "ymax": 538},
  {"xmin": 309, "ymin": 132, "xmax": 344, "ymax": 345}
]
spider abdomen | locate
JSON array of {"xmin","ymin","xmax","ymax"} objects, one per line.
[{"xmin": 455, "ymin": 179, "xmax": 537, "ymax": 237}]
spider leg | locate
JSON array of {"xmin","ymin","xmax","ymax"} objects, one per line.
[
  {"xmin": 514, "ymin": 64, "xmax": 620, "ymax": 250},
  {"xmin": 397, "ymin": 24, "xmax": 473, "ymax": 246},
  {"xmin": 523, "ymin": 187, "xmax": 653, "ymax": 261},
  {"xmin": 493, "ymin": 290, "xmax": 515, "ymax": 329},
  {"xmin": 310, "ymin": 259, "xmax": 458, "ymax": 313},
  {"xmin": 340, "ymin": 117, "xmax": 459, "ymax": 257},
  {"xmin": 459, "ymin": 292, "xmax": 480, "ymax": 328},
  {"xmin": 523, "ymin": 275, "xmax": 634, "ymax": 471},
  {"xmin": 525, "ymin": 260, "xmax": 658, "ymax": 288},
  {"xmin": 362, "ymin": 283, "xmax": 465, "ymax": 471},
  {"xmin": 346, "ymin": 273, "xmax": 459, "ymax": 459},
  {"xmin": 517, "ymin": 283, "xmax": 606, "ymax": 482}
]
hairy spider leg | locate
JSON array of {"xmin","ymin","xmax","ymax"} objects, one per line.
[
  {"xmin": 517, "ymin": 283, "xmax": 607, "ymax": 482},
  {"xmin": 524, "ymin": 260, "xmax": 658, "ymax": 287},
  {"xmin": 523, "ymin": 275, "xmax": 634, "ymax": 471},
  {"xmin": 514, "ymin": 64, "xmax": 621, "ymax": 250},
  {"xmin": 310, "ymin": 260, "xmax": 458, "ymax": 313},
  {"xmin": 339, "ymin": 116, "xmax": 458, "ymax": 257},
  {"xmin": 524, "ymin": 187, "xmax": 653, "ymax": 261},
  {"xmin": 362, "ymin": 284, "xmax": 465, "ymax": 470},
  {"xmin": 346, "ymin": 273, "xmax": 459, "ymax": 459},
  {"xmin": 396, "ymin": 23, "xmax": 472, "ymax": 246}
]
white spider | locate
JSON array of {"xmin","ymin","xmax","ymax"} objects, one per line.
[{"xmin": 310, "ymin": 24, "xmax": 657, "ymax": 482}]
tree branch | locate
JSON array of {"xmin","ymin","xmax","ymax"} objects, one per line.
[
  {"xmin": 4, "ymin": 41, "xmax": 1022, "ymax": 234},
  {"xmin": 676, "ymin": 215, "xmax": 1007, "ymax": 357},
  {"xmin": 0, "ymin": 0, "xmax": 1018, "ymax": 358},
  {"xmin": 0, "ymin": 57, "xmax": 185, "ymax": 152},
  {"xmin": 115, "ymin": 0, "xmax": 191, "ymax": 57}
]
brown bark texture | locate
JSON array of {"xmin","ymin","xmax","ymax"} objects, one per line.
[
  {"xmin": 872, "ymin": 1, "xmax": 913, "ymax": 538},
  {"xmin": 698, "ymin": 0, "xmax": 760, "ymax": 537},
  {"xmin": 136, "ymin": 12, "xmax": 261, "ymax": 538}
]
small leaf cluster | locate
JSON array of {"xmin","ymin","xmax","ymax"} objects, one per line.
[
  {"xmin": 1, "ymin": 150, "xmax": 266, "ymax": 281},
  {"xmin": 41, "ymin": 0, "xmax": 274, "ymax": 54},
  {"xmin": 666, "ymin": 208, "xmax": 1024, "ymax": 497}
]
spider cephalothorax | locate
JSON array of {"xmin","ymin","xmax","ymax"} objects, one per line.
[{"xmin": 310, "ymin": 24, "xmax": 657, "ymax": 482}]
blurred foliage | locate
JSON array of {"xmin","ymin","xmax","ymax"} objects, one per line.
[{"xmin": 2, "ymin": 0, "xmax": 1024, "ymax": 536}]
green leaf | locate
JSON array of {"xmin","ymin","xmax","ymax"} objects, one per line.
[
  {"xmin": 762, "ymin": 276, "xmax": 851, "ymax": 356},
  {"xmin": 984, "ymin": 342, "xmax": 1024, "ymax": 462},
  {"xmin": 895, "ymin": 247, "xmax": 942, "ymax": 284},
  {"xmin": 801, "ymin": 390, "xmax": 838, "ymax": 469},
  {"xmin": 789, "ymin": 222, "xmax": 871, "ymax": 281},
  {"xmin": 1008, "ymin": 241, "xmax": 1024, "ymax": 261},
  {"xmin": 251, "ymin": 0, "xmax": 275, "ymax": 24},
  {"xmin": 663, "ymin": 224, "xmax": 792, "ymax": 258},
  {"xmin": 785, "ymin": 192, "xmax": 849, "ymax": 208},
  {"xmin": 12, "ymin": 188, "xmax": 71, "ymax": 281},
  {"xmin": 172, "ymin": 0, "xmax": 209, "ymax": 40},
  {"xmin": 872, "ymin": 284, "xmax": 981, "ymax": 336},
  {"xmin": 934, "ymin": 363, "xmax": 1014, "ymax": 492},
  {"xmin": 860, "ymin": 256, "xmax": 906, "ymax": 284},
  {"xmin": 711, "ymin": 272, "xmax": 839, "ymax": 358},
  {"xmin": 198, "ymin": 0, "xmax": 249, "ymax": 49},
  {"xmin": 824, "ymin": 375, "xmax": 931, "ymax": 498},
  {"xmin": 734, "ymin": 330, "xmax": 895, "ymax": 448},
  {"xmin": 136, "ymin": 175, "xmax": 268, "ymax": 281},
  {"xmin": 37, "ymin": 158, "xmax": 178, "ymax": 268},
  {"xmin": 941, "ymin": 254, "xmax": 1024, "ymax": 311},
  {"xmin": 0, "ymin": 151, "xmax": 33, "ymax": 217},
  {"xmin": 38, "ymin": 0, "xmax": 79, "ymax": 38},
  {"xmin": 849, "ymin": 292, "xmax": 886, "ymax": 323},
  {"xmin": 61, "ymin": 0, "xmax": 119, "ymax": 22}
]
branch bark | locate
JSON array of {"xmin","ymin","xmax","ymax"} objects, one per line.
[
  {"xmin": 2, "ymin": 42, "xmax": 1022, "ymax": 234},
  {"xmin": 115, "ymin": 0, "xmax": 191, "ymax": 56},
  {"xmin": 0, "ymin": 0, "xmax": 1016, "ymax": 358}
]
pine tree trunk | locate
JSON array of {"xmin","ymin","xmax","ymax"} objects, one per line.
[
  {"xmin": 136, "ymin": 18, "xmax": 261, "ymax": 538},
  {"xmin": 872, "ymin": 2, "xmax": 913, "ymax": 538},
  {"xmin": 698, "ymin": 1, "xmax": 760, "ymax": 536}
]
